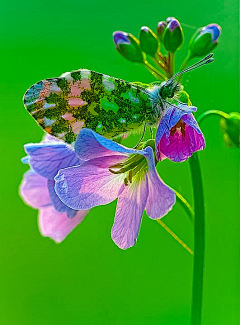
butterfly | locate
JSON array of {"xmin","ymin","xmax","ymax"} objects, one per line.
[{"xmin": 23, "ymin": 54, "xmax": 213, "ymax": 143}]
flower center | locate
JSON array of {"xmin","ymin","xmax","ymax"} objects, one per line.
[
  {"xmin": 170, "ymin": 119, "xmax": 186, "ymax": 137},
  {"xmin": 109, "ymin": 154, "xmax": 147, "ymax": 186}
]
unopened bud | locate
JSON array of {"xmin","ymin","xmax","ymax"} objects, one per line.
[
  {"xmin": 163, "ymin": 17, "xmax": 184, "ymax": 52},
  {"xmin": 139, "ymin": 26, "xmax": 159, "ymax": 57},
  {"xmin": 188, "ymin": 23, "xmax": 221, "ymax": 58},
  {"xmin": 156, "ymin": 21, "xmax": 167, "ymax": 43},
  {"xmin": 113, "ymin": 31, "xmax": 145, "ymax": 63}
]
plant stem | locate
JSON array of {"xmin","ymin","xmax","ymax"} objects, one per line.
[
  {"xmin": 174, "ymin": 189, "xmax": 194, "ymax": 223},
  {"xmin": 143, "ymin": 61, "xmax": 167, "ymax": 80},
  {"xmin": 168, "ymin": 52, "xmax": 175, "ymax": 78},
  {"xmin": 156, "ymin": 219, "xmax": 193, "ymax": 255},
  {"xmin": 157, "ymin": 51, "xmax": 167, "ymax": 64},
  {"xmin": 189, "ymin": 153, "xmax": 205, "ymax": 325},
  {"xmin": 154, "ymin": 55, "xmax": 168, "ymax": 73},
  {"xmin": 197, "ymin": 110, "xmax": 229, "ymax": 125}
]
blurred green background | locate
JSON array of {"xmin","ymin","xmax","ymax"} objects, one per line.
[{"xmin": 0, "ymin": 0, "xmax": 239, "ymax": 324}]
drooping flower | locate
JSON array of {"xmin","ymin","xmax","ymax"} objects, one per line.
[
  {"xmin": 54, "ymin": 129, "xmax": 176, "ymax": 250},
  {"xmin": 19, "ymin": 136, "xmax": 89, "ymax": 242},
  {"xmin": 156, "ymin": 104, "xmax": 205, "ymax": 162}
]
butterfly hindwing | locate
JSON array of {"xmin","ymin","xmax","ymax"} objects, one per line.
[{"xmin": 24, "ymin": 69, "xmax": 153, "ymax": 143}]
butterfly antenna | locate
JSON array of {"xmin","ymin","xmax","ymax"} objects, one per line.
[{"xmin": 169, "ymin": 53, "xmax": 214, "ymax": 81}]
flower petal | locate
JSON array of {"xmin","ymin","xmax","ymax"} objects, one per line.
[
  {"xmin": 156, "ymin": 104, "xmax": 197, "ymax": 145},
  {"xmin": 158, "ymin": 125, "xmax": 204, "ymax": 162},
  {"xmin": 75, "ymin": 129, "xmax": 145, "ymax": 161},
  {"xmin": 156, "ymin": 105, "xmax": 204, "ymax": 162},
  {"xmin": 24, "ymin": 142, "xmax": 81, "ymax": 179},
  {"xmin": 39, "ymin": 207, "xmax": 88, "ymax": 243},
  {"xmin": 54, "ymin": 155, "xmax": 127, "ymax": 210},
  {"xmin": 181, "ymin": 113, "xmax": 203, "ymax": 134},
  {"xmin": 20, "ymin": 170, "xmax": 52, "ymax": 209},
  {"xmin": 47, "ymin": 179, "xmax": 77, "ymax": 218},
  {"xmin": 111, "ymin": 175, "xmax": 148, "ymax": 250},
  {"xmin": 144, "ymin": 147, "xmax": 176, "ymax": 219}
]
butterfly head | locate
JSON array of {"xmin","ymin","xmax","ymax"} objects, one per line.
[
  {"xmin": 148, "ymin": 53, "xmax": 214, "ymax": 122},
  {"xmin": 159, "ymin": 53, "xmax": 214, "ymax": 104},
  {"xmin": 159, "ymin": 79, "xmax": 182, "ymax": 100}
]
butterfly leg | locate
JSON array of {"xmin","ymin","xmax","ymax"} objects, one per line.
[{"xmin": 133, "ymin": 123, "xmax": 146, "ymax": 148}]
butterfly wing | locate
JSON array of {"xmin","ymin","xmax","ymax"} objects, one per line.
[{"xmin": 24, "ymin": 69, "xmax": 153, "ymax": 143}]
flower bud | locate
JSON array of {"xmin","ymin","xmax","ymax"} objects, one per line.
[
  {"xmin": 188, "ymin": 23, "xmax": 221, "ymax": 58},
  {"xmin": 162, "ymin": 17, "xmax": 184, "ymax": 52},
  {"xmin": 156, "ymin": 21, "xmax": 167, "ymax": 43},
  {"xmin": 113, "ymin": 31, "xmax": 145, "ymax": 63},
  {"xmin": 220, "ymin": 112, "xmax": 240, "ymax": 148},
  {"xmin": 139, "ymin": 26, "xmax": 159, "ymax": 57}
]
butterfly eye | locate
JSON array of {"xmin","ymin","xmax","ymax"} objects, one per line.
[{"xmin": 159, "ymin": 80, "xmax": 173, "ymax": 99}]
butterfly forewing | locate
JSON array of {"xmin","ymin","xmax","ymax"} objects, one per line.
[{"xmin": 24, "ymin": 69, "xmax": 154, "ymax": 143}]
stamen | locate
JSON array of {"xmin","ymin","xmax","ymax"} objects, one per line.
[
  {"xmin": 128, "ymin": 170, "xmax": 133, "ymax": 183},
  {"xmin": 109, "ymin": 154, "xmax": 147, "ymax": 187},
  {"xmin": 170, "ymin": 119, "xmax": 186, "ymax": 137}
]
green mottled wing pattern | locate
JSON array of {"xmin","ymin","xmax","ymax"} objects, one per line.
[{"xmin": 23, "ymin": 69, "xmax": 155, "ymax": 143}]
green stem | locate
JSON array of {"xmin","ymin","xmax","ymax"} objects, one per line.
[
  {"xmin": 168, "ymin": 52, "xmax": 175, "ymax": 78},
  {"xmin": 189, "ymin": 153, "xmax": 205, "ymax": 325},
  {"xmin": 197, "ymin": 110, "xmax": 229, "ymax": 125},
  {"xmin": 174, "ymin": 189, "xmax": 194, "ymax": 223},
  {"xmin": 156, "ymin": 219, "xmax": 193, "ymax": 255},
  {"xmin": 157, "ymin": 51, "xmax": 167, "ymax": 64},
  {"xmin": 143, "ymin": 61, "xmax": 167, "ymax": 80},
  {"xmin": 154, "ymin": 55, "xmax": 168, "ymax": 73}
]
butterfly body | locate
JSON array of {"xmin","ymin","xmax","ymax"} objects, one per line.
[{"xmin": 23, "ymin": 69, "xmax": 180, "ymax": 143}]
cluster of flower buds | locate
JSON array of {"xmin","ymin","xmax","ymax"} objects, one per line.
[{"xmin": 113, "ymin": 18, "xmax": 221, "ymax": 80}]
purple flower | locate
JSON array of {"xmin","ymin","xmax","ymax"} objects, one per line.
[
  {"xmin": 19, "ymin": 136, "xmax": 89, "ymax": 242},
  {"xmin": 55, "ymin": 129, "xmax": 176, "ymax": 250},
  {"xmin": 156, "ymin": 104, "xmax": 205, "ymax": 162}
]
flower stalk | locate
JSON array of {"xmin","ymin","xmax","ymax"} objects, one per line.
[
  {"xmin": 189, "ymin": 153, "xmax": 205, "ymax": 325},
  {"xmin": 156, "ymin": 219, "xmax": 193, "ymax": 255},
  {"xmin": 143, "ymin": 61, "xmax": 167, "ymax": 80},
  {"xmin": 197, "ymin": 110, "xmax": 229, "ymax": 124},
  {"xmin": 168, "ymin": 52, "xmax": 175, "ymax": 77},
  {"xmin": 174, "ymin": 189, "xmax": 194, "ymax": 222}
]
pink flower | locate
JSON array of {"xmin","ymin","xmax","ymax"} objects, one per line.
[
  {"xmin": 55, "ymin": 129, "xmax": 176, "ymax": 249},
  {"xmin": 19, "ymin": 137, "xmax": 89, "ymax": 242},
  {"xmin": 156, "ymin": 104, "xmax": 205, "ymax": 162}
]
